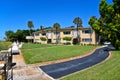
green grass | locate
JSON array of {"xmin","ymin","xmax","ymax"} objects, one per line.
[
  {"xmin": 0, "ymin": 41, "xmax": 12, "ymax": 51},
  {"xmin": 61, "ymin": 50, "xmax": 120, "ymax": 80},
  {"xmin": 22, "ymin": 43, "xmax": 56, "ymax": 49},
  {"xmin": 21, "ymin": 43, "xmax": 96, "ymax": 64}
]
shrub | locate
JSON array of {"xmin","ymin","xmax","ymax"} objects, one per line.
[
  {"xmin": 63, "ymin": 37, "xmax": 72, "ymax": 41},
  {"xmin": 65, "ymin": 42, "xmax": 71, "ymax": 45},
  {"xmin": 115, "ymin": 40, "xmax": 120, "ymax": 50},
  {"xmin": 40, "ymin": 37, "xmax": 47, "ymax": 41}
]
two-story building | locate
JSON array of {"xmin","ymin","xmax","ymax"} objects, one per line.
[{"xmin": 33, "ymin": 27, "xmax": 97, "ymax": 45}]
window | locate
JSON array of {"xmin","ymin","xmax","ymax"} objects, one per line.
[
  {"xmin": 82, "ymin": 30, "xmax": 92, "ymax": 34},
  {"xmin": 41, "ymin": 33, "xmax": 46, "ymax": 36},
  {"xmin": 54, "ymin": 32, "xmax": 60, "ymax": 35},
  {"xmin": 35, "ymin": 33, "xmax": 39, "ymax": 36},
  {"xmin": 63, "ymin": 31, "xmax": 71, "ymax": 35},
  {"xmin": 82, "ymin": 38, "xmax": 92, "ymax": 42},
  {"xmin": 54, "ymin": 38, "xmax": 61, "ymax": 40},
  {"xmin": 53, "ymin": 38, "xmax": 61, "ymax": 43},
  {"xmin": 35, "ymin": 39, "xmax": 39, "ymax": 42}
]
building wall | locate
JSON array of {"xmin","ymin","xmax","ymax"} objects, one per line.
[
  {"xmin": 60, "ymin": 31, "xmax": 73, "ymax": 44},
  {"xmin": 33, "ymin": 28, "xmax": 97, "ymax": 44},
  {"xmin": 34, "ymin": 33, "xmax": 40, "ymax": 43},
  {"xmin": 80, "ymin": 31, "xmax": 96, "ymax": 44}
]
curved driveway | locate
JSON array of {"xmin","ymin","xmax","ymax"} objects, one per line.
[{"xmin": 39, "ymin": 47, "xmax": 109, "ymax": 79}]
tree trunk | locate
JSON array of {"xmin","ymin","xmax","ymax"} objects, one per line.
[
  {"xmin": 29, "ymin": 29, "xmax": 31, "ymax": 36},
  {"xmin": 56, "ymin": 28, "xmax": 57, "ymax": 44},
  {"xmin": 77, "ymin": 24, "xmax": 80, "ymax": 44},
  {"xmin": 98, "ymin": 35, "xmax": 101, "ymax": 44}
]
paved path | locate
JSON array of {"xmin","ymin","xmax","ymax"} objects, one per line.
[
  {"xmin": 13, "ymin": 52, "xmax": 51, "ymax": 80},
  {"xmin": 40, "ymin": 47, "xmax": 110, "ymax": 79},
  {"xmin": 12, "ymin": 46, "xmax": 96, "ymax": 80}
]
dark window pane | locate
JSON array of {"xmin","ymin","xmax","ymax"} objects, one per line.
[
  {"xmin": 82, "ymin": 30, "xmax": 92, "ymax": 34},
  {"xmin": 63, "ymin": 31, "xmax": 71, "ymax": 35},
  {"xmin": 82, "ymin": 38, "xmax": 92, "ymax": 42}
]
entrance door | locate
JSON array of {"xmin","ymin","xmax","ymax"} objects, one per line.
[
  {"xmin": 47, "ymin": 39, "xmax": 51, "ymax": 44},
  {"xmin": 73, "ymin": 38, "xmax": 78, "ymax": 45}
]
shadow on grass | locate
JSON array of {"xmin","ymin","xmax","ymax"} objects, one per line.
[{"xmin": 111, "ymin": 49, "xmax": 120, "ymax": 51}]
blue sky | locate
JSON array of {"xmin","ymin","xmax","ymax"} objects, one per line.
[{"xmin": 0, "ymin": 0, "xmax": 112, "ymax": 40}]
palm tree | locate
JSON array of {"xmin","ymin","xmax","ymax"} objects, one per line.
[
  {"xmin": 40, "ymin": 25, "xmax": 44, "ymax": 35},
  {"xmin": 73, "ymin": 17, "xmax": 83, "ymax": 44},
  {"xmin": 40, "ymin": 25, "xmax": 44, "ymax": 31},
  {"xmin": 27, "ymin": 21, "xmax": 34, "ymax": 36},
  {"xmin": 53, "ymin": 23, "xmax": 60, "ymax": 44},
  {"xmin": 40, "ymin": 25, "xmax": 45, "ymax": 41},
  {"xmin": 89, "ymin": 27, "xmax": 92, "ymax": 44}
]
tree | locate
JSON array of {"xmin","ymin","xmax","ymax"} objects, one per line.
[
  {"xmin": 5, "ymin": 30, "xmax": 16, "ymax": 42},
  {"xmin": 27, "ymin": 21, "xmax": 34, "ymax": 36},
  {"xmin": 73, "ymin": 17, "xmax": 83, "ymax": 44},
  {"xmin": 89, "ymin": 0, "xmax": 120, "ymax": 49},
  {"xmin": 40, "ymin": 25, "xmax": 44, "ymax": 30},
  {"xmin": 39, "ymin": 25, "xmax": 44, "ymax": 35},
  {"xmin": 5, "ymin": 30, "xmax": 30, "ymax": 42},
  {"xmin": 53, "ymin": 23, "xmax": 60, "ymax": 44},
  {"xmin": 15, "ymin": 29, "xmax": 30, "ymax": 42}
]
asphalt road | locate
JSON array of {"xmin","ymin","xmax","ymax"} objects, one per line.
[{"xmin": 39, "ymin": 47, "xmax": 109, "ymax": 79}]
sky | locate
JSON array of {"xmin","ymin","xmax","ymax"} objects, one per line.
[{"xmin": 0, "ymin": 0, "xmax": 112, "ymax": 40}]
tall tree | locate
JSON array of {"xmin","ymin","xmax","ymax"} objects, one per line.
[
  {"xmin": 5, "ymin": 30, "xmax": 30, "ymax": 42},
  {"xmin": 40, "ymin": 25, "xmax": 44, "ymax": 39},
  {"xmin": 40, "ymin": 25, "xmax": 44, "ymax": 30},
  {"xmin": 89, "ymin": 0, "xmax": 120, "ymax": 49},
  {"xmin": 5, "ymin": 30, "xmax": 15, "ymax": 41},
  {"xmin": 73, "ymin": 17, "xmax": 83, "ymax": 44},
  {"xmin": 27, "ymin": 21, "xmax": 34, "ymax": 36},
  {"xmin": 53, "ymin": 23, "xmax": 60, "ymax": 44}
]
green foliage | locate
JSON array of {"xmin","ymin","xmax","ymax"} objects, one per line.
[
  {"xmin": 27, "ymin": 21, "xmax": 34, "ymax": 36},
  {"xmin": 115, "ymin": 39, "xmax": 120, "ymax": 50},
  {"xmin": 27, "ymin": 21, "xmax": 34, "ymax": 29},
  {"xmin": 73, "ymin": 17, "xmax": 83, "ymax": 27},
  {"xmin": 89, "ymin": 0, "xmax": 120, "ymax": 49},
  {"xmin": 5, "ymin": 30, "xmax": 15, "ymax": 41},
  {"xmin": 73, "ymin": 17, "xmax": 83, "ymax": 44},
  {"xmin": 40, "ymin": 25, "xmax": 44, "ymax": 30},
  {"xmin": 53, "ymin": 23, "xmax": 61, "ymax": 44},
  {"xmin": 40, "ymin": 37, "xmax": 47, "ymax": 41},
  {"xmin": 53, "ymin": 23, "xmax": 60, "ymax": 29},
  {"xmin": 5, "ymin": 29, "xmax": 33, "ymax": 42},
  {"xmin": 63, "ymin": 37, "xmax": 72, "ymax": 41}
]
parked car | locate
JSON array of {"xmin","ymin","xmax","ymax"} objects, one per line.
[
  {"xmin": 104, "ymin": 41, "xmax": 111, "ymax": 45},
  {"xmin": 103, "ymin": 41, "xmax": 115, "ymax": 51},
  {"xmin": 11, "ymin": 45, "xmax": 19, "ymax": 54},
  {"xmin": 8, "ymin": 45, "xmax": 19, "ymax": 54}
]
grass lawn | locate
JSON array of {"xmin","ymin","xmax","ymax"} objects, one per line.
[
  {"xmin": 21, "ymin": 43, "xmax": 96, "ymax": 64},
  {"xmin": 22, "ymin": 43, "xmax": 56, "ymax": 49},
  {"xmin": 0, "ymin": 41, "xmax": 11, "ymax": 51},
  {"xmin": 61, "ymin": 50, "xmax": 120, "ymax": 80}
]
